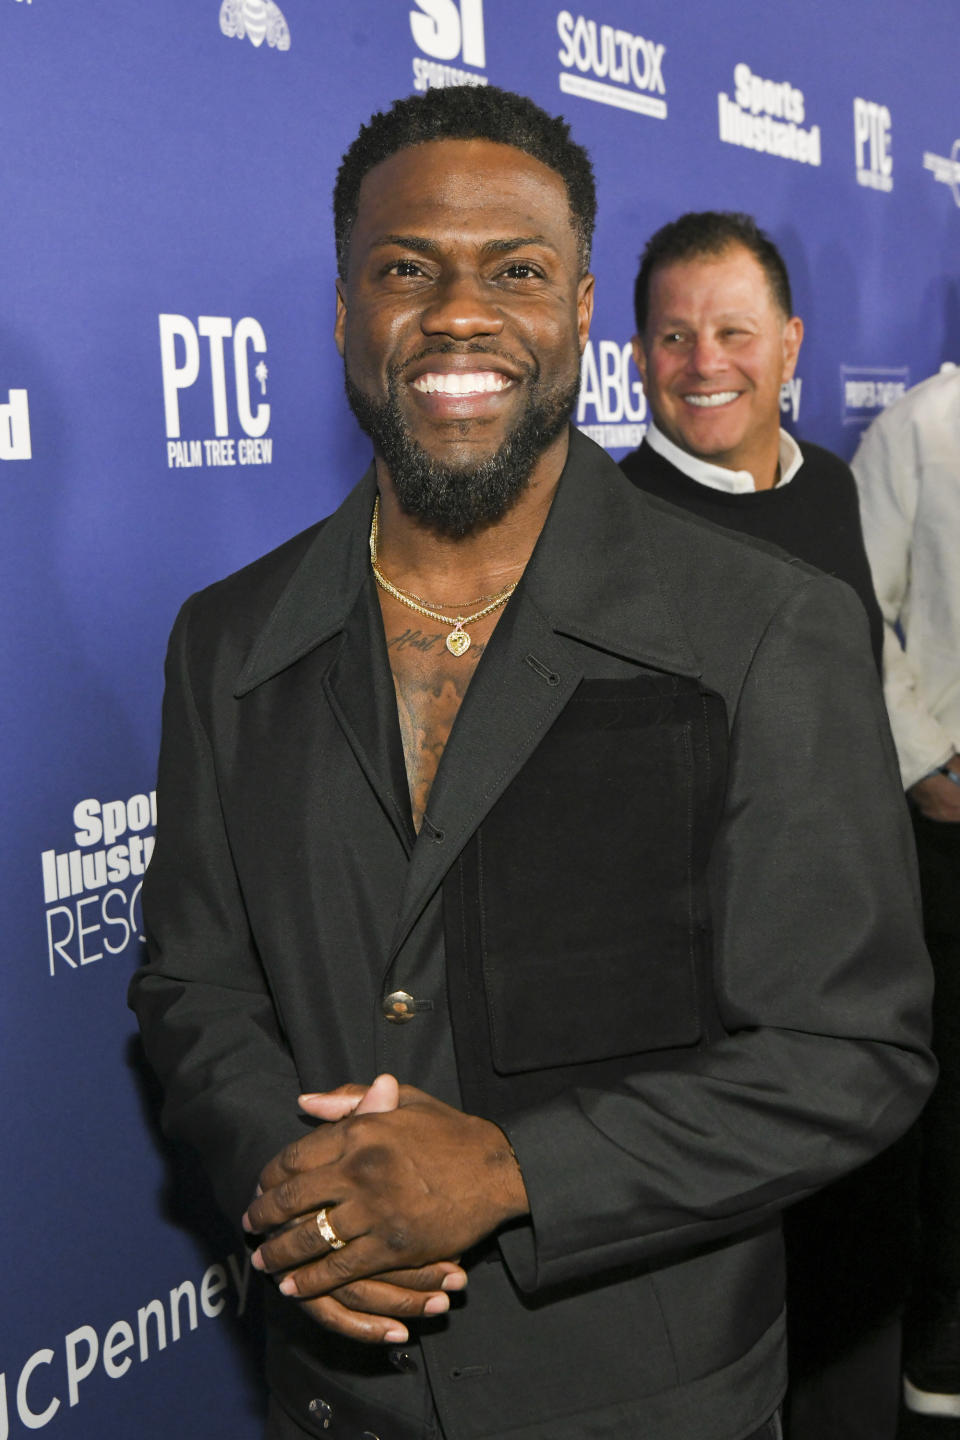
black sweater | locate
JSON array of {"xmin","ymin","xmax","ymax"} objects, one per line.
[{"xmin": 620, "ymin": 438, "xmax": 884, "ymax": 671}]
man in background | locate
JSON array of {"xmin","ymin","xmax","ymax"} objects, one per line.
[
  {"xmin": 621, "ymin": 211, "xmax": 906, "ymax": 1440},
  {"xmin": 853, "ymin": 366, "xmax": 960, "ymax": 1419},
  {"xmin": 621, "ymin": 211, "xmax": 882, "ymax": 668}
]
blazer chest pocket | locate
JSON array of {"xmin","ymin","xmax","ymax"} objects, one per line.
[{"xmin": 472, "ymin": 674, "xmax": 726, "ymax": 1075}]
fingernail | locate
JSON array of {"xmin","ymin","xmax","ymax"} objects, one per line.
[
  {"xmin": 250, "ymin": 1250, "xmax": 264, "ymax": 1271},
  {"xmin": 241, "ymin": 1213, "xmax": 252, "ymax": 1233},
  {"xmin": 423, "ymin": 1295, "xmax": 450, "ymax": 1316},
  {"xmin": 384, "ymin": 1326, "xmax": 408, "ymax": 1343},
  {"xmin": 441, "ymin": 1273, "xmax": 467, "ymax": 1292},
  {"xmin": 278, "ymin": 1276, "xmax": 298, "ymax": 1296}
]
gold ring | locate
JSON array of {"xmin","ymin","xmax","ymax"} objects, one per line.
[{"xmin": 316, "ymin": 1207, "xmax": 346, "ymax": 1250}]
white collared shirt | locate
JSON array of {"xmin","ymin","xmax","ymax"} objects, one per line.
[
  {"xmin": 645, "ymin": 421, "xmax": 804, "ymax": 494},
  {"xmin": 852, "ymin": 368, "xmax": 960, "ymax": 789}
]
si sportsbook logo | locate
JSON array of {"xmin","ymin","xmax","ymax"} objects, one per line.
[
  {"xmin": 159, "ymin": 314, "xmax": 273, "ymax": 469},
  {"xmin": 411, "ymin": 0, "xmax": 488, "ymax": 91}
]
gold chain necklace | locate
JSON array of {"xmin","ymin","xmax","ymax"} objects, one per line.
[{"xmin": 369, "ymin": 496, "xmax": 517, "ymax": 657}]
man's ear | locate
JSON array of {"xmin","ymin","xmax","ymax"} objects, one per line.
[
  {"xmin": 781, "ymin": 315, "xmax": 803, "ymax": 381},
  {"xmin": 334, "ymin": 278, "xmax": 347, "ymax": 358},
  {"xmin": 577, "ymin": 273, "xmax": 595, "ymax": 353},
  {"xmin": 631, "ymin": 334, "xmax": 648, "ymax": 389}
]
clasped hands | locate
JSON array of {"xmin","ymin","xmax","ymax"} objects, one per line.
[{"xmin": 242, "ymin": 1074, "xmax": 528, "ymax": 1344}]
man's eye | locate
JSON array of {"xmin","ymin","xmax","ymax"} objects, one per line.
[
  {"xmin": 501, "ymin": 263, "xmax": 543, "ymax": 280},
  {"xmin": 389, "ymin": 259, "xmax": 425, "ymax": 277}
]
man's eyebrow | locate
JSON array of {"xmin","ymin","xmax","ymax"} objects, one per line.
[{"xmin": 370, "ymin": 234, "xmax": 558, "ymax": 255}]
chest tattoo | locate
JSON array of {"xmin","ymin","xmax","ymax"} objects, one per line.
[{"xmin": 387, "ymin": 627, "xmax": 485, "ymax": 831}]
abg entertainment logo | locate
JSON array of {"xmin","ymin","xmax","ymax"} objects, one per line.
[
  {"xmin": 576, "ymin": 338, "xmax": 647, "ymax": 451},
  {"xmin": 410, "ymin": 0, "xmax": 488, "ymax": 91},
  {"xmin": 159, "ymin": 313, "xmax": 272, "ymax": 469},
  {"xmin": 0, "ymin": 389, "xmax": 32, "ymax": 460},
  {"xmin": 854, "ymin": 98, "xmax": 892, "ymax": 192},
  {"xmin": 718, "ymin": 63, "xmax": 821, "ymax": 166},
  {"xmin": 557, "ymin": 9, "xmax": 666, "ymax": 119},
  {"xmin": 41, "ymin": 790, "xmax": 156, "ymax": 976}
]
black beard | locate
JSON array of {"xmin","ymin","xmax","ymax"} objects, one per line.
[{"xmin": 343, "ymin": 355, "xmax": 580, "ymax": 538}]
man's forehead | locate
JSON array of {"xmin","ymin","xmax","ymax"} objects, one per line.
[{"xmin": 354, "ymin": 138, "xmax": 571, "ymax": 224}]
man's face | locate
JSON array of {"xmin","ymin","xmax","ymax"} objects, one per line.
[
  {"xmin": 335, "ymin": 137, "xmax": 594, "ymax": 535},
  {"xmin": 632, "ymin": 244, "xmax": 802, "ymax": 481}
]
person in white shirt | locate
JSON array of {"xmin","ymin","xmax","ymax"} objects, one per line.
[{"xmin": 852, "ymin": 365, "xmax": 960, "ymax": 1418}]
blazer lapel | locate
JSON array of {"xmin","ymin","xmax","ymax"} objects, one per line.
[
  {"xmin": 385, "ymin": 428, "xmax": 705, "ymax": 962},
  {"xmin": 233, "ymin": 466, "xmax": 415, "ymax": 852}
]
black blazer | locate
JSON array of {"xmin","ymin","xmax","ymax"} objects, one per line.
[{"xmin": 132, "ymin": 428, "xmax": 933, "ymax": 1440}]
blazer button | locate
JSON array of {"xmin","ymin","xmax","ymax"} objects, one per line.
[
  {"xmin": 307, "ymin": 1397, "xmax": 332, "ymax": 1429},
  {"xmin": 388, "ymin": 1348, "xmax": 418, "ymax": 1373},
  {"xmin": 383, "ymin": 990, "xmax": 416, "ymax": 1023}
]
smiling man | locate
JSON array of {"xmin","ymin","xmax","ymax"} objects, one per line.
[
  {"xmin": 622, "ymin": 212, "xmax": 906, "ymax": 1440},
  {"xmin": 131, "ymin": 96, "xmax": 933, "ymax": 1440},
  {"xmin": 621, "ymin": 212, "xmax": 883, "ymax": 668}
]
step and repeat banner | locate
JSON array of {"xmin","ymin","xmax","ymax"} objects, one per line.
[{"xmin": 2, "ymin": 1, "xmax": 958, "ymax": 1434}]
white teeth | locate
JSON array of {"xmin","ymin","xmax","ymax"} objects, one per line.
[
  {"xmin": 684, "ymin": 391, "xmax": 739, "ymax": 408},
  {"xmin": 413, "ymin": 372, "xmax": 510, "ymax": 395}
]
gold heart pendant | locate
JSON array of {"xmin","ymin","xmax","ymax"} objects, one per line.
[{"xmin": 446, "ymin": 629, "xmax": 471, "ymax": 657}]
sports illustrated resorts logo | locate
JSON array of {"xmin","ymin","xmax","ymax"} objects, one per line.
[
  {"xmin": 41, "ymin": 790, "xmax": 156, "ymax": 976},
  {"xmin": 159, "ymin": 314, "xmax": 273, "ymax": 469},
  {"xmin": 719, "ymin": 64, "xmax": 820, "ymax": 166},
  {"xmin": 576, "ymin": 338, "xmax": 647, "ymax": 450},
  {"xmin": 1, "ymin": 388, "xmax": 32, "ymax": 460},
  {"xmin": 411, "ymin": 0, "xmax": 488, "ymax": 91},
  {"xmin": 923, "ymin": 139, "xmax": 960, "ymax": 208},
  {"xmin": 854, "ymin": 98, "xmax": 892, "ymax": 192},
  {"xmin": 780, "ymin": 376, "xmax": 802, "ymax": 424},
  {"xmin": 841, "ymin": 365, "xmax": 909, "ymax": 426},
  {"xmin": 220, "ymin": 0, "xmax": 290, "ymax": 50},
  {"xmin": 556, "ymin": 10, "xmax": 666, "ymax": 120}
]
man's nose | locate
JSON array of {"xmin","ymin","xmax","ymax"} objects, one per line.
[
  {"xmin": 687, "ymin": 333, "xmax": 727, "ymax": 375},
  {"xmin": 420, "ymin": 272, "xmax": 505, "ymax": 340}
]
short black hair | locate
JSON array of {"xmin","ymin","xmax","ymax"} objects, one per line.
[
  {"xmin": 633, "ymin": 211, "xmax": 794, "ymax": 333},
  {"xmin": 334, "ymin": 85, "xmax": 596, "ymax": 278}
]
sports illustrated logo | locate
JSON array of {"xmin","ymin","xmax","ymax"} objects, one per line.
[
  {"xmin": 719, "ymin": 64, "xmax": 821, "ymax": 166},
  {"xmin": 0, "ymin": 1251, "xmax": 251, "ymax": 1435},
  {"xmin": 923, "ymin": 139, "xmax": 960, "ymax": 208},
  {"xmin": 41, "ymin": 790, "xmax": 156, "ymax": 976},
  {"xmin": 556, "ymin": 10, "xmax": 666, "ymax": 120},
  {"xmin": 220, "ymin": 0, "xmax": 290, "ymax": 50},
  {"xmin": 854, "ymin": 98, "xmax": 892, "ymax": 192},
  {"xmin": 780, "ymin": 376, "xmax": 802, "ymax": 424},
  {"xmin": 159, "ymin": 314, "xmax": 273, "ymax": 469},
  {"xmin": 0, "ymin": 388, "xmax": 32, "ymax": 460},
  {"xmin": 411, "ymin": 0, "xmax": 488, "ymax": 91},
  {"xmin": 576, "ymin": 339, "xmax": 647, "ymax": 450},
  {"xmin": 841, "ymin": 365, "xmax": 909, "ymax": 426}
]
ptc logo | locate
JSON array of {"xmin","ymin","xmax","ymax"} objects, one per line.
[
  {"xmin": 411, "ymin": 0, "xmax": 488, "ymax": 91},
  {"xmin": 159, "ymin": 314, "xmax": 273, "ymax": 470},
  {"xmin": 854, "ymin": 99, "xmax": 892, "ymax": 193},
  {"xmin": 1, "ymin": 389, "xmax": 32, "ymax": 461},
  {"xmin": 220, "ymin": 0, "xmax": 290, "ymax": 50}
]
